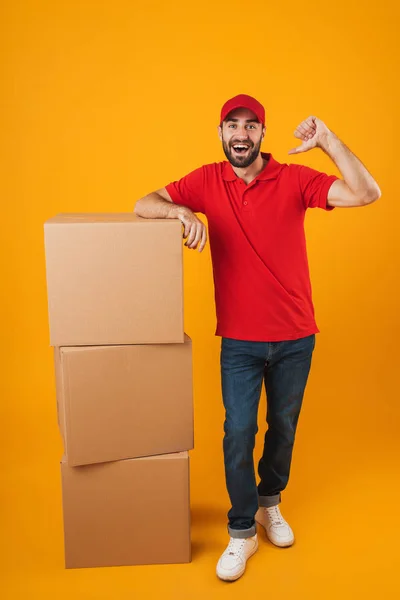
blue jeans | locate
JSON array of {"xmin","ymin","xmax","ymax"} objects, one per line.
[{"xmin": 220, "ymin": 334, "xmax": 316, "ymax": 538}]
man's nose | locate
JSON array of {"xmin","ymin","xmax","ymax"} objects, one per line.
[{"xmin": 235, "ymin": 128, "xmax": 250, "ymax": 140}]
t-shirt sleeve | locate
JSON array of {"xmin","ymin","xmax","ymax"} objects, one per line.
[
  {"xmin": 296, "ymin": 164, "xmax": 340, "ymax": 211},
  {"xmin": 165, "ymin": 166, "xmax": 206, "ymax": 214}
]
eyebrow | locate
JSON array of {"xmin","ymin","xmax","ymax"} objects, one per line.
[{"xmin": 226, "ymin": 118, "xmax": 259, "ymax": 123}]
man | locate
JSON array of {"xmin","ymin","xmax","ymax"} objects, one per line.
[{"xmin": 134, "ymin": 94, "xmax": 381, "ymax": 582}]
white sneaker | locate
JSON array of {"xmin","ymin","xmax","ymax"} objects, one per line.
[
  {"xmin": 216, "ymin": 534, "xmax": 258, "ymax": 581},
  {"xmin": 255, "ymin": 505, "xmax": 294, "ymax": 547}
]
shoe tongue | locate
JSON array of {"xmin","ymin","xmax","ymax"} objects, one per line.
[{"xmin": 229, "ymin": 539, "xmax": 244, "ymax": 553}]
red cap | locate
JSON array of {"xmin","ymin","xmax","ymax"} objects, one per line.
[{"xmin": 220, "ymin": 94, "xmax": 265, "ymax": 126}]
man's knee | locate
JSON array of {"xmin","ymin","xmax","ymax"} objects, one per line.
[{"xmin": 223, "ymin": 420, "xmax": 259, "ymax": 440}]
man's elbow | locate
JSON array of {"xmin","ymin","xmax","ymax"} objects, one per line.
[
  {"xmin": 133, "ymin": 198, "xmax": 145, "ymax": 216},
  {"xmin": 362, "ymin": 184, "xmax": 382, "ymax": 205}
]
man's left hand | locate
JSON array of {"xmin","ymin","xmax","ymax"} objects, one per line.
[{"xmin": 288, "ymin": 116, "xmax": 331, "ymax": 155}]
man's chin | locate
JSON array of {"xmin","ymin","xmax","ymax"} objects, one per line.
[{"xmin": 227, "ymin": 153, "xmax": 257, "ymax": 168}]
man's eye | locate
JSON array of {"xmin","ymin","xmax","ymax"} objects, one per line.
[
  {"xmin": 247, "ymin": 125, "xmax": 255, "ymax": 129},
  {"xmin": 228, "ymin": 124, "xmax": 236, "ymax": 128}
]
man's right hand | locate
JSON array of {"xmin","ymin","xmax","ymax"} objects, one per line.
[
  {"xmin": 135, "ymin": 188, "xmax": 208, "ymax": 253},
  {"xmin": 169, "ymin": 205, "xmax": 208, "ymax": 252}
]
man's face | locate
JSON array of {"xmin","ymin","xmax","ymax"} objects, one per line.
[{"xmin": 218, "ymin": 107, "xmax": 265, "ymax": 168}]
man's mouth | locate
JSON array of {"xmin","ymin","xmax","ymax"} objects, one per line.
[{"xmin": 231, "ymin": 144, "xmax": 251, "ymax": 155}]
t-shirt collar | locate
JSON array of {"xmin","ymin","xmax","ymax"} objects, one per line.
[{"xmin": 222, "ymin": 152, "xmax": 282, "ymax": 182}]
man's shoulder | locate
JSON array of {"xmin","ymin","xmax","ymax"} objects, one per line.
[
  {"xmin": 270, "ymin": 155, "xmax": 298, "ymax": 173},
  {"xmin": 188, "ymin": 160, "xmax": 227, "ymax": 182},
  {"xmin": 180, "ymin": 160, "xmax": 224, "ymax": 176},
  {"xmin": 275, "ymin": 160, "xmax": 315, "ymax": 182}
]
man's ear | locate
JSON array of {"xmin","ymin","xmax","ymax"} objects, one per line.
[
  {"xmin": 217, "ymin": 125, "xmax": 223, "ymax": 141},
  {"xmin": 262, "ymin": 126, "xmax": 266, "ymax": 140}
]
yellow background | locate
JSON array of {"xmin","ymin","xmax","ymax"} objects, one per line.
[{"xmin": 1, "ymin": 0, "xmax": 399, "ymax": 597}]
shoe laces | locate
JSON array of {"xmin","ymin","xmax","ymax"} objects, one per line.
[
  {"xmin": 226, "ymin": 537, "xmax": 247, "ymax": 556},
  {"xmin": 265, "ymin": 505, "xmax": 285, "ymax": 526}
]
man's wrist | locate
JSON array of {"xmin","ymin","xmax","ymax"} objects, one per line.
[
  {"xmin": 167, "ymin": 203, "xmax": 188, "ymax": 220},
  {"xmin": 317, "ymin": 130, "xmax": 338, "ymax": 154}
]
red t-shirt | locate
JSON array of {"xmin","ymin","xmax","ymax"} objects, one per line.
[{"xmin": 166, "ymin": 152, "xmax": 339, "ymax": 342}]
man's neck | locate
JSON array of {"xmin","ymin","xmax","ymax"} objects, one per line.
[{"xmin": 231, "ymin": 152, "xmax": 269, "ymax": 185}]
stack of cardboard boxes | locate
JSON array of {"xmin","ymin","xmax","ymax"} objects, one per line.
[{"xmin": 44, "ymin": 213, "xmax": 193, "ymax": 568}]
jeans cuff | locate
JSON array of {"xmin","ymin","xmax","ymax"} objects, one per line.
[
  {"xmin": 228, "ymin": 524, "xmax": 257, "ymax": 538},
  {"xmin": 258, "ymin": 493, "xmax": 281, "ymax": 508}
]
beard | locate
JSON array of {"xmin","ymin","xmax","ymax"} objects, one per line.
[{"xmin": 222, "ymin": 135, "xmax": 262, "ymax": 168}]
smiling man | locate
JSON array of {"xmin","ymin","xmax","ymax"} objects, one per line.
[{"xmin": 134, "ymin": 94, "xmax": 381, "ymax": 582}]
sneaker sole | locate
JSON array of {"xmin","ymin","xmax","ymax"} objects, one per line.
[{"xmin": 216, "ymin": 541, "xmax": 259, "ymax": 582}]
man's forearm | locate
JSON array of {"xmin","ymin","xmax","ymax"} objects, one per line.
[
  {"xmin": 319, "ymin": 132, "xmax": 381, "ymax": 201},
  {"xmin": 134, "ymin": 193, "xmax": 184, "ymax": 219},
  {"xmin": 134, "ymin": 193, "xmax": 208, "ymax": 252}
]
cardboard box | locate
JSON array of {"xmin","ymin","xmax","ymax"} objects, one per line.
[
  {"xmin": 44, "ymin": 213, "xmax": 184, "ymax": 346},
  {"xmin": 54, "ymin": 335, "xmax": 194, "ymax": 466},
  {"xmin": 61, "ymin": 452, "xmax": 191, "ymax": 568}
]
